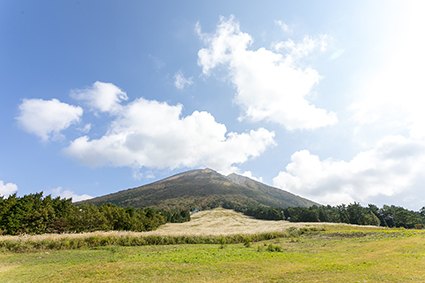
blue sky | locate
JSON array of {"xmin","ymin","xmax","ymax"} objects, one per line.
[{"xmin": 1, "ymin": 1, "xmax": 425, "ymax": 210}]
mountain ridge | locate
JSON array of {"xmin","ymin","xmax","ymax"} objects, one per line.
[{"xmin": 77, "ymin": 168, "xmax": 319, "ymax": 209}]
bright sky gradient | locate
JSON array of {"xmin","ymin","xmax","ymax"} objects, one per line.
[{"xmin": 1, "ymin": 1, "xmax": 425, "ymax": 210}]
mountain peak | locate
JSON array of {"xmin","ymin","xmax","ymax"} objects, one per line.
[{"xmin": 78, "ymin": 168, "xmax": 319, "ymax": 209}]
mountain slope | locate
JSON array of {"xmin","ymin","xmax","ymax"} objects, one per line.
[
  {"xmin": 78, "ymin": 168, "xmax": 318, "ymax": 209},
  {"xmin": 226, "ymin": 173, "xmax": 319, "ymax": 208}
]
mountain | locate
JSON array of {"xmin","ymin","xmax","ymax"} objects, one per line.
[{"xmin": 77, "ymin": 168, "xmax": 319, "ymax": 209}]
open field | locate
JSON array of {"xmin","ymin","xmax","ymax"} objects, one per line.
[{"xmin": 1, "ymin": 208, "xmax": 425, "ymax": 282}]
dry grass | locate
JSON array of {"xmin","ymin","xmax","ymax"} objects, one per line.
[
  {"xmin": 0, "ymin": 208, "xmax": 377, "ymax": 243},
  {"xmin": 155, "ymin": 207, "xmax": 336, "ymax": 236}
]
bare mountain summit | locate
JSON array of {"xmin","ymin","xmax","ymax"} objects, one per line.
[{"xmin": 77, "ymin": 168, "xmax": 318, "ymax": 209}]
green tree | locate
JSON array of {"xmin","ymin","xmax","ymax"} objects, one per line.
[
  {"xmin": 394, "ymin": 210, "xmax": 419, "ymax": 228},
  {"xmin": 68, "ymin": 204, "xmax": 108, "ymax": 232}
]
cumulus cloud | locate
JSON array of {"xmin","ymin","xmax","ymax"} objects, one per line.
[
  {"xmin": 17, "ymin": 98, "xmax": 83, "ymax": 141},
  {"xmin": 64, "ymin": 84, "xmax": 276, "ymax": 174},
  {"xmin": 50, "ymin": 187, "xmax": 93, "ymax": 202},
  {"xmin": 174, "ymin": 71, "xmax": 194, "ymax": 90},
  {"xmin": 0, "ymin": 181, "xmax": 18, "ymax": 197},
  {"xmin": 197, "ymin": 16, "xmax": 337, "ymax": 130},
  {"xmin": 71, "ymin": 81, "xmax": 128, "ymax": 114},
  {"xmin": 273, "ymin": 135, "xmax": 425, "ymax": 208}
]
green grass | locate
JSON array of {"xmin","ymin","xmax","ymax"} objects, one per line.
[
  {"xmin": 1, "ymin": 227, "xmax": 424, "ymax": 282},
  {"xmin": 0, "ymin": 232, "xmax": 293, "ymax": 252}
]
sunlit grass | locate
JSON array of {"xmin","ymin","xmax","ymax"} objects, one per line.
[
  {"xmin": 1, "ymin": 208, "xmax": 424, "ymax": 282},
  {"xmin": 1, "ymin": 227, "xmax": 424, "ymax": 282}
]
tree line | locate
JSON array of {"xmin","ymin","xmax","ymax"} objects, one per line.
[
  {"xmin": 2, "ymin": 191, "xmax": 423, "ymax": 235},
  {"xmin": 222, "ymin": 201, "xmax": 425, "ymax": 229},
  {"xmin": 0, "ymin": 192, "xmax": 190, "ymax": 235}
]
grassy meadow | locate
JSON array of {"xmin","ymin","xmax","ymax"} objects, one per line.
[{"xmin": 1, "ymin": 208, "xmax": 424, "ymax": 282}]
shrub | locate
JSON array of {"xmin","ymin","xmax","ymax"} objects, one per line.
[
  {"xmin": 244, "ymin": 237, "xmax": 251, "ymax": 247},
  {"xmin": 267, "ymin": 243, "xmax": 282, "ymax": 252},
  {"xmin": 219, "ymin": 237, "xmax": 226, "ymax": 249}
]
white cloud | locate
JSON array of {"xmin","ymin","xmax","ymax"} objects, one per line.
[
  {"xmin": 174, "ymin": 71, "xmax": 194, "ymax": 90},
  {"xmin": 64, "ymin": 86, "xmax": 276, "ymax": 174},
  {"xmin": 197, "ymin": 16, "xmax": 337, "ymax": 130},
  {"xmin": 0, "ymin": 181, "xmax": 18, "ymax": 197},
  {"xmin": 272, "ymin": 35, "xmax": 326, "ymax": 56},
  {"xmin": 49, "ymin": 187, "xmax": 93, "ymax": 202},
  {"xmin": 71, "ymin": 81, "xmax": 128, "ymax": 114},
  {"xmin": 273, "ymin": 135, "xmax": 425, "ymax": 208},
  {"xmin": 17, "ymin": 98, "xmax": 83, "ymax": 141}
]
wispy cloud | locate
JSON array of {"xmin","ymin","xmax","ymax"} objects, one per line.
[
  {"xmin": 78, "ymin": 123, "xmax": 92, "ymax": 134},
  {"xmin": 174, "ymin": 70, "xmax": 194, "ymax": 90},
  {"xmin": 149, "ymin": 54, "xmax": 165, "ymax": 71},
  {"xmin": 274, "ymin": 20, "xmax": 292, "ymax": 33}
]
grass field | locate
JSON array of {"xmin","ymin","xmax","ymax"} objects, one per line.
[{"xmin": 1, "ymin": 208, "xmax": 424, "ymax": 282}]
